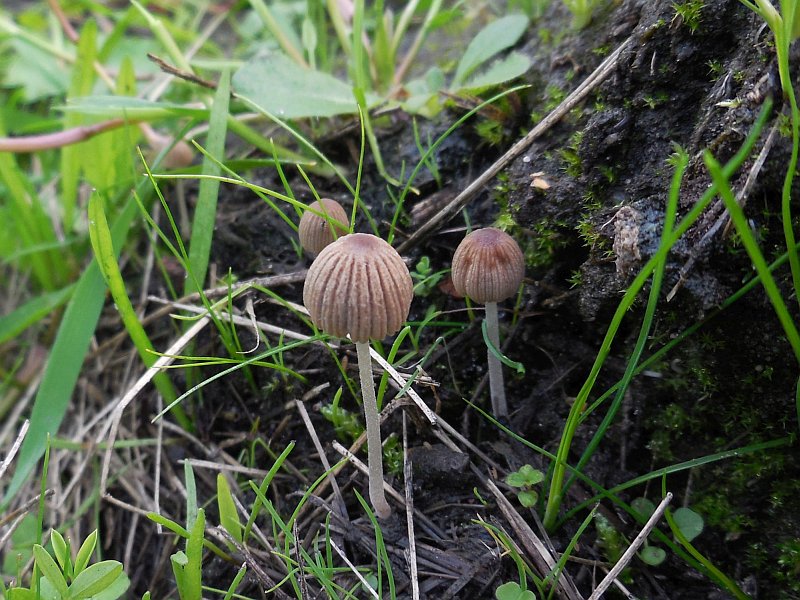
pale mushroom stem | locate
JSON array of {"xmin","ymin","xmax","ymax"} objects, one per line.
[
  {"xmin": 485, "ymin": 301, "xmax": 509, "ymax": 419},
  {"xmin": 356, "ymin": 341, "xmax": 392, "ymax": 519}
]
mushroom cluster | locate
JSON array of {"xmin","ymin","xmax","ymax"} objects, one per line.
[
  {"xmin": 298, "ymin": 207, "xmax": 524, "ymax": 517},
  {"xmin": 451, "ymin": 227, "xmax": 525, "ymax": 419},
  {"xmin": 303, "ymin": 232, "xmax": 413, "ymax": 519}
]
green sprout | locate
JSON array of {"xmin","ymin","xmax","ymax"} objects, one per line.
[{"xmin": 505, "ymin": 464, "xmax": 545, "ymax": 508}]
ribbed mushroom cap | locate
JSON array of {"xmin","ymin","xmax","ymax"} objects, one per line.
[
  {"xmin": 303, "ymin": 233, "xmax": 413, "ymax": 343},
  {"xmin": 451, "ymin": 227, "xmax": 525, "ymax": 304},
  {"xmin": 298, "ymin": 198, "xmax": 349, "ymax": 256}
]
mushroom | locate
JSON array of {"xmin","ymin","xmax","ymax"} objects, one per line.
[
  {"xmin": 451, "ymin": 227, "xmax": 525, "ymax": 419},
  {"xmin": 303, "ymin": 233, "xmax": 413, "ymax": 518},
  {"xmin": 298, "ymin": 198, "xmax": 349, "ymax": 256}
]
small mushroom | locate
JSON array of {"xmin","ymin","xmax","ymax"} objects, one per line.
[
  {"xmin": 303, "ymin": 233, "xmax": 413, "ymax": 518},
  {"xmin": 451, "ymin": 227, "xmax": 525, "ymax": 419},
  {"xmin": 298, "ymin": 198, "xmax": 349, "ymax": 256}
]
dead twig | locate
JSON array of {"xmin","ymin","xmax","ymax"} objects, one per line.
[
  {"xmin": 100, "ymin": 316, "xmax": 211, "ymax": 496},
  {"xmin": 147, "ymin": 53, "xmax": 220, "ymax": 90},
  {"xmin": 588, "ymin": 492, "xmax": 673, "ymax": 600},
  {"xmin": 402, "ymin": 412, "xmax": 421, "ymax": 600},
  {"xmin": 484, "ymin": 477, "xmax": 583, "ymax": 600},
  {"xmin": 396, "ymin": 36, "xmax": 633, "ymax": 254},
  {"xmin": 0, "ymin": 419, "xmax": 30, "ymax": 482}
]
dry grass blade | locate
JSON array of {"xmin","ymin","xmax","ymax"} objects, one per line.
[
  {"xmin": 368, "ymin": 353, "xmax": 437, "ymax": 425},
  {"xmin": 0, "ymin": 419, "xmax": 30, "ymax": 481},
  {"xmin": 588, "ymin": 492, "xmax": 673, "ymax": 600},
  {"xmin": 484, "ymin": 477, "xmax": 583, "ymax": 600},
  {"xmin": 295, "ymin": 399, "xmax": 348, "ymax": 518},
  {"xmin": 402, "ymin": 412, "xmax": 420, "ymax": 600},
  {"xmin": 99, "ymin": 315, "xmax": 211, "ymax": 496},
  {"xmin": 330, "ymin": 538, "xmax": 380, "ymax": 600},
  {"xmin": 210, "ymin": 527, "xmax": 294, "ymax": 600}
]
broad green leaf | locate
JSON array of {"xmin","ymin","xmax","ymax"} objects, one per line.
[
  {"xmin": 217, "ymin": 473, "xmax": 243, "ymax": 543},
  {"xmin": 6, "ymin": 39, "xmax": 70, "ymax": 101},
  {"xmin": 459, "ymin": 52, "xmax": 531, "ymax": 90},
  {"xmin": 61, "ymin": 96, "xmax": 209, "ymax": 120},
  {"xmin": 32, "ymin": 545, "xmax": 69, "ymax": 598},
  {"xmin": 673, "ymin": 507, "xmax": 704, "ymax": 542},
  {"xmin": 74, "ymin": 530, "xmax": 98, "ymax": 575},
  {"xmin": 639, "ymin": 545, "xmax": 666, "ymax": 566},
  {"xmin": 0, "ymin": 285, "xmax": 75, "ymax": 345},
  {"xmin": 453, "ymin": 14, "xmax": 529, "ymax": 86},
  {"xmin": 233, "ymin": 53, "xmax": 359, "ymax": 118},
  {"xmin": 69, "ymin": 561, "xmax": 123, "ymax": 599}
]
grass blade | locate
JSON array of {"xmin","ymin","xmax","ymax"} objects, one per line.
[
  {"xmin": 184, "ymin": 69, "xmax": 230, "ymax": 295},
  {"xmin": 0, "ymin": 285, "xmax": 75, "ymax": 345},
  {"xmin": 88, "ymin": 193, "xmax": 187, "ymax": 427}
]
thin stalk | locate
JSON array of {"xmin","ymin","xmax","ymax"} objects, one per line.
[
  {"xmin": 484, "ymin": 302, "xmax": 508, "ymax": 419},
  {"xmin": 356, "ymin": 341, "xmax": 391, "ymax": 519}
]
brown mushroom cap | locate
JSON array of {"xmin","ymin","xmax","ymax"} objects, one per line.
[
  {"xmin": 298, "ymin": 198, "xmax": 349, "ymax": 256},
  {"xmin": 303, "ymin": 233, "xmax": 413, "ymax": 343},
  {"xmin": 451, "ymin": 227, "xmax": 525, "ymax": 303}
]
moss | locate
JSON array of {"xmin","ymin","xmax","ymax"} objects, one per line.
[
  {"xmin": 672, "ymin": 0, "xmax": 705, "ymax": 33},
  {"xmin": 559, "ymin": 130, "xmax": 585, "ymax": 178}
]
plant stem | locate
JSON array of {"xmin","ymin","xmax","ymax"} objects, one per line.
[
  {"xmin": 356, "ymin": 341, "xmax": 391, "ymax": 519},
  {"xmin": 485, "ymin": 302, "xmax": 508, "ymax": 419}
]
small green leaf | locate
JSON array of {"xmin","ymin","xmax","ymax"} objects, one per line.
[
  {"xmin": 217, "ymin": 473, "xmax": 243, "ymax": 544},
  {"xmin": 495, "ymin": 580, "xmax": 537, "ymax": 600},
  {"xmin": 459, "ymin": 52, "xmax": 531, "ymax": 90},
  {"xmin": 631, "ymin": 497, "xmax": 656, "ymax": 520},
  {"xmin": 639, "ymin": 545, "xmax": 667, "ymax": 566},
  {"xmin": 517, "ymin": 490, "xmax": 538, "ymax": 508},
  {"xmin": 68, "ymin": 561, "xmax": 123, "ymax": 599},
  {"xmin": 32, "ymin": 545, "xmax": 69, "ymax": 598},
  {"xmin": 74, "ymin": 530, "xmax": 98, "ymax": 575},
  {"xmin": 518, "ymin": 464, "xmax": 544, "ymax": 485},
  {"xmin": 50, "ymin": 529, "xmax": 68, "ymax": 571},
  {"xmin": 453, "ymin": 15, "xmax": 529, "ymax": 86},
  {"xmin": 673, "ymin": 507, "xmax": 704, "ymax": 542}
]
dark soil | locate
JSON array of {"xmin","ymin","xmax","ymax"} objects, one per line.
[{"xmin": 92, "ymin": 1, "xmax": 800, "ymax": 599}]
